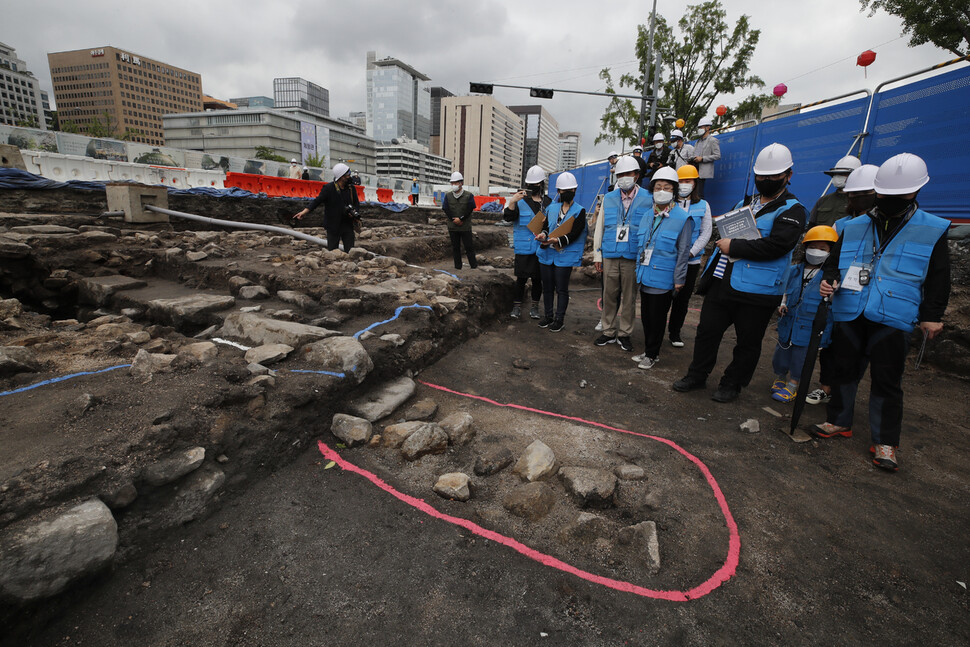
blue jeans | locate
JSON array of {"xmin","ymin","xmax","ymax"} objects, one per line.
[{"xmin": 771, "ymin": 342, "xmax": 809, "ymax": 382}]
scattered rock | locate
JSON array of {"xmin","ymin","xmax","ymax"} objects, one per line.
[
  {"xmin": 559, "ymin": 512, "xmax": 611, "ymax": 544},
  {"xmin": 0, "ymin": 298, "xmax": 23, "ymax": 319},
  {"xmin": 400, "ymin": 422, "xmax": 448, "ymax": 460},
  {"xmin": 347, "ymin": 376, "xmax": 416, "ymax": 422},
  {"xmin": 169, "ymin": 465, "xmax": 225, "ymax": 525},
  {"xmin": 228, "ymin": 276, "xmax": 253, "ymax": 295},
  {"xmin": 244, "ymin": 343, "xmax": 293, "ymax": 366},
  {"xmin": 559, "ymin": 467, "xmax": 618, "ymax": 508},
  {"xmin": 381, "ymin": 421, "xmax": 425, "ymax": 448},
  {"xmin": 336, "ymin": 298, "xmax": 363, "ymax": 313},
  {"xmin": 220, "ymin": 312, "xmax": 339, "ymax": 348},
  {"xmin": 237, "ymin": 285, "xmax": 270, "ymax": 300},
  {"xmin": 617, "ymin": 521, "xmax": 660, "ymax": 572},
  {"xmin": 239, "ymin": 306, "xmax": 262, "ymax": 313},
  {"xmin": 78, "ymin": 275, "xmax": 147, "ymax": 306},
  {"xmin": 180, "ymin": 341, "xmax": 218, "ymax": 364},
  {"xmin": 0, "ymin": 346, "xmax": 41, "ymax": 376},
  {"xmin": 247, "ymin": 363, "xmax": 270, "ymax": 376},
  {"xmin": 277, "ymin": 290, "xmax": 317, "ymax": 310},
  {"xmin": 129, "ymin": 349, "xmax": 177, "ymax": 380},
  {"xmin": 504, "ymin": 482, "xmax": 556, "ymax": 521},
  {"xmin": 330, "ymin": 413, "xmax": 374, "ymax": 448},
  {"xmin": 404, "ymin": 399, "xmax": 438, "ymax": 421},
  {"xmin": 0, "ymin": 500, "xmax": 118, "ymax": 603},
  {"xmin": 141, "ymin": 446, "xmax": 206, "ymax": 486},
  {"xmin": 439, "ymin": 411, "xmax": 475, "ymax": 445},
  {"xmin": 73, "ymin": 393, "xmax": 100, "ymax": 417},
  {"xmin": 101, "ymin": 481, "xmax": 137, "ymax": 509},
  {"xmin": 380, "ymin": 333, "xmax": 406, "ymax": 346},
  {"xmin": 148, "ymin": 294, "xmax": 235, "ymax": 326},
  {"xmin": 614, "ymin": 464, "xmax": 646, "ymax": 481},
  {"xmin": 473, "ymin": 447, "xmax": 515, "ymax": 476},
  {"xmin": 433, "ymin": 473, "xmax": 471, "ymax": 501},
  {"xmin": 512, "ymin": 358, "xmax": 532, "ymax": 370},
  {"xmin": 127, "ymin": 331, "xmax": 151, "ymax": 344},
  {"xmin": 740, "ymin": 418, "xmax": 760, "ymax": 434},
  {"xmin": 303, "ymin": 336, "xmax": 373, "ymax": 384},
  {"xmin": 513, "ymin": 440, "xmax": 559, "ymax": 482},
  {"xmin": 185, "ymin": 251, "xmax": 208, "ymax": 262}
]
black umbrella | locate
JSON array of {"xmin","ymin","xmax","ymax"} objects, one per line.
[{"xmin": 790, "ymin": 296, "xmax": 831, "ymax": 435}]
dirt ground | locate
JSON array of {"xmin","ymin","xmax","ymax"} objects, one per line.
[{"xmin": 5, "ymin": 264, "xmax": 969, "ymax": 647}]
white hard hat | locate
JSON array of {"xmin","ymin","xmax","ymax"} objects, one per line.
[
  {"xmin": 291, "ymin": 159, "xmax": 298, "ymax": 163},
  {"xmin": 873, "ymin": 153, "xmax": 929, "ymax": 195},
  {"xmin": 652, "ymin": 133, "xmax": 665, "ymax": 142},
  {"xmin": 525, "ymin": 165, "xmax": 546, "ymax": 184},
  {"xmin": 632, "ymin": 145, "xmax": 643, "ymax": 153},
  {"xmin": 608, "ymin": 151, "xmax": 619, "ymax": 158},
  {"xmin": 753, "ymin": 143, "xmax": 794, "ymax": 175},
  {"xmin": 650, "ymin": 166, "xmax": 680, "ymax": 186},
  {"xmin": 698, "ymin": 117, "xmax": 713, "ymax": 128},
  {"xmin": 670, "ymin": 129, "xmax": 684, "ymax": 139},
  {"xmin": 332, "ymin": 162, "xmax": 350, "ymax": 179},
  {"xmin": 303, "ymin": 166, "xmax": 308, "ymax": 171},
  {"xmin": 555, "ymin": 172, "xmax": 578, "ymax": 190},
  {"xmin": 843, "ymin": 164, "xmax": 879, "ymax": 193},
  {"xmin": 614, "ymin": 156, "xmax": 640, "ymax": 175},
  {"xmin": 450, "ymin": 171, "xmax": 464, "ymax": 182},
  {"xmin": 825, "ymin": 155, "xmax": 862, "ymax": 176}
]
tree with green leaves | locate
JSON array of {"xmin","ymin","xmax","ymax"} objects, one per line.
[
  {"xmin": 860, "ymin": 0, "xmax": 969, "ymax": 56},
  {"xmin": 85, "ymin": 111, "xmax": 117, "ymax": 139},
  {"xmin": 304, "ymin": 152, "xmax": 326, "ymax": 168},
  {"xmin": 254, "ymin": 145, "xmax": 289, "ymax": 163},
  {"xmin": 597, "ymin": 0, "xmax": 772, "ymax": 147}
]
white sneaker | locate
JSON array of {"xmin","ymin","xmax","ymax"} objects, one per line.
[
  {"xmin": 805, "ymin": 388, "xmax": 832, "ymax": 405},
  {"xmin": 637, "ymin": 357, "xmax": 658, "ymax": 370},
  {"xmin": 594, "ymin": 321, "xmax": 604, "ymax": 332},
  {"xmin": 631, "ymin": 353, "xmax": 647, "ymax": 363}
]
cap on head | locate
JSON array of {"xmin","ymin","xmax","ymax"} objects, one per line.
[
  {"xmin": 825, "ymin": 155, "xmax": 862, "ymax": 176},
  {"xmin": 873, "ymin": 153, "xmax": 929, "ymax": 195},
  {"xmin": 649, "ymin": 166, "xmax": 680, "ymax": 188},
  {"xmin": 332, "ymin": 162, "xmax": 350, "ymax": 180},
  {"xmin": 652, "ymin": 133, "xmax": 665, "ymax": 142},
  {"xmin": 753, "ymin": 143, "xmax": 794, "ymax": 175},
  {"xmin": 525, "ymin": 165, "xmax": 547, "ymax": 184},
  {"xmin": 614, "ymin": 155, "xmax": 641, "ymax": 175},
  {"xmin": 450, "ymin": 171, "xmax": 464, "ymax": 183},
  {"xmin": 843, "ymin": 164, "xmax": 879, "ymax": 193},
  {"xmin": 677, "ymin": 164, "xmax": 699, "ymax": 180},
  {"xmin": 804, "ymin": 225, "xmax": 839, "ymax": 244},
  {"xmin": 555, "ymin": 172, "xmax": 578, "ymax": 190}
]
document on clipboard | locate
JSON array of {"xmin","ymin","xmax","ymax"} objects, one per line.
[
  {"xmin": 526, "ymin": 212, "xmax": 547, "ymax": 235},
  {"xmin": 714, "ymin": 206, "xmax": 760, "ymax": 261}
]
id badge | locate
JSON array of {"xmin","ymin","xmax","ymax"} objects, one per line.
[
  {"xmin": 842, "ymin": 263, "xmax": 871, "ymax": 292},
  {"xmin": 615, "ymin": 225, "xmax": 630, "ymax": 243},
  {"xmin": 640, "ymin": 248, "xmax": 653, "ymax": 266}
]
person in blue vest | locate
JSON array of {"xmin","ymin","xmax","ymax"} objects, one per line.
[
  {"xmin": 667, "ymin": 164, "xmax": 713, "ymax": 348},
  {"xmin": 817, "ymin": 153, "xmax": 951, "ymax": 472},
  {"xmin": 673, "ymin": 143, "xmax": 807, "ymax": 403},
  {"xmin": 592, "ymin": 156, "xmax": 649, "ymax": 351},
  {"xmin": 503, "ymin": 165, "xmax": 550, "ymax": 320},
  {"xmin": 770, "ymin": 225, "xmax": 838, "ymax": 403},
  {"xmin": 535, "ymin": 172, "xmax": 588, "ymax": 332},
  {"xmin": 631, "ymin": 166, "xmax": 693, "ymax": 370},
  {"xmin": 410, "ymin": 178, "xmax": 420, "ymax": 205}
]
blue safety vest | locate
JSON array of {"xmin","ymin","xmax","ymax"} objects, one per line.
[
  {"xmin": 601, "ymin": 188, "xmax": 651, "ymax": 260},
  {"xmin": 831, "ymin": 208, "xmax": 948, "ymax": 332},
  {"xmin": 683, "ymin": 199, "xmax": 708, "ymax": 263},
  {"xmin": 635, "ymin": 205, "xmax": 690, "ymax": 291},
  {"xmin": 777, "ymin": 263, "xmax": 832, "ymax": 347},
  {"xmin": 537, "ymin": 200, "xmax": 587, "ymax": 267},
  {"xmin": 512, "ymin": 198, "xmax": 541, "ymax": 255}
]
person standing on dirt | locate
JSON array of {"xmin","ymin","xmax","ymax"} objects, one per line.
[
  {"xmin": 691, "ymin": 117, "xmax": 720, "ymax": 199},
  {"xmin": 809, "ymin": 155, "xmax": 861, "ymax": 228},
  {"xmin": 816, "ymin": 153, "xmax": 950, "ymax": 473},
  {"xmin": 535, "ymin": 172, "xmax": 587, "ymax": 332},
  {"xmin": 442, "ymin": 171, "xmax": 478, "ymax": 270},
  {"xmin": 672, "ymin": 143, "xmax": 806, "ymax": 403},
  {"xmin": 504, "ymin": 165, "xmax": 549, "ymax": 320},
  {"xmin": 667, "ymin": 164, "xmax": 712, "ymax": 349},
  {"xmin": 293, "ymin": 162, "xmax": 361, "ymax": 251}
]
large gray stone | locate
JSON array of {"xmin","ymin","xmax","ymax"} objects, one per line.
[
  {"xmin": 0, "ymin": 346, "xmax": 41, "ymax": 376},
  {"xmin": 10, "ymin": 224, "xmax": 79, "ymax": 235},
  {"xmin": 400, "ymin": 423, "xmax": 448, "ymax": 460},
  {"xmin": 439, "ymin": 411, "xmax": 475, "ymax": 445},
  {"xmin": 78, "ymin": 275, "xmax": 147, "ymax": 306},
  {"xmin": 330, "ymin": 413, "xmax": 373, "ymax": 447},
  {"xmin": 0, "ymin": 298, "xmax": 23, "ymax": 319},
  {"xmin": 617, "ymin": 521, "xmax": 661, "ymax": 572},
  {"xmin": 615, "ymin": 464, "xmax": 646, "ymax": 481},
  {"xmin": 473, "ymin": 447, "xmax": 515, "ymax": 476},
  {"xmin": 434, "ymin": 473, "xmax": 471, "ymax": 502},
  {"xmin": 0, "ymin": 500, "xmax": 117, "ymax": 602},
  {"xmin": 129, "ymin": 349, "xmax": 176, "ymax": 380},
  {"xmin": 169, "ymin": 465, "xmax": 225, "ymax": 525},
  {"xmin": 559, "ymin": 467, "xmax": 618, "ymax": 508},
  {"xmin": 403, "ymin": 399, "xmax": 438, "ymax": 421},
  {"xmin": 356, "ymin": 279, "xmax": 421, "ymax": 295},
  {"xmin": 244, "ymin": 343, "xmax": 293, "ymax": 366},
  {"xmin": 303, "ymin": 336, "xmax": 373, "ymax": 384},
  {"xmin": 148, "ymin": 294, "xmax": 235, "ymax": 326},
  {"xmin": 513, "ymin": 440, "xmax": 558, "ymax": 482},
  {"xmin": 141, "ymin": 446, "xmax": 205, "ymax": 486},
  {"xmin": 559, "ymin": 512, "xmax": 611, "ymax": 544},
  {"xmin": 237, "ymin": 285, "xmax": 270, "ymax": 300},
  {"xmin": 0, "ymin": 239, "xmax": 32, "ymax": 259},
  {"xmin": 228, "ymin": 276, "xmax": 252, "ymax": 295},
  {"xmin": 277, "ymin": 290, "xmax": 317, "ymax": 310},
  {"xmin": 504, "ymin": 482, "xmax": 556, "ymax": 521},
  {"xmin": 381, "ymin": 421, "xmax": 425, "ymax": 448},
  {"xmin": 221, "ymin": 312, "xmax": 339, "ymax": 348},
  {"xmin": 347, "ymin": 376, "xmax": 416, "ymax": 422}
]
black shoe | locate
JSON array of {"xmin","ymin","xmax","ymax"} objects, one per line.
[
  {"xmin": 510, "ymin": 304, "xmax": 522, "ymax": 319},
  {"xmin": 669, "ymin": 332, "xmax": 685, "ymax": 348},
  {"xmin": 616, "ymin": 336, "xmax": 632, "ymax": 352},
  {"xmin": 712, "ymin": 386, "xmax": 741, "ymax": 403},
  {"xmin": 594, "ymin": 334, "xmax": 616, "ymax": 346},
  {"xmin": 538, "ymin": 317, "xmax": 553, "ymax": 328},
  {"xmin": 549, "ymin": 319, "xmax": 564, "ymax": 332},
  {"xmin": 672, "ymin": 375, "xmax": 706, "ymax": 392}
]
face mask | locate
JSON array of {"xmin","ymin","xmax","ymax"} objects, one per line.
[
  {"xmin": 755, "ymin": 176, "xmax": 786, "ymax": 198},
  {"xmin": 617, "ymin": 176, "xmax": 637, "ymax": 191},
  {"xmin": 653, "ymin": 190, "xmax": 674, "ymax": 205},
  {"xmin": 678, "ymin": 183, "xmax": 693, "ymax": 198},
  {"xmin": 451, "ymin": 184, "xmax": 462, "ymax": 194},
  {"xmin": 528, "ymin": 184, "xmax": 542, "ymax": 196},
  {"xmin": 805, "ymin": 248, "xmax": 830, "ymax": 266},
  {"xmin": 875, "ymin": 195, "xmax": 914, "ymax": 218},
  {"xmin": 559, "ymin": 190, "xmax": 576, "ymax": 203},
  {"xmin": 831, "ymin": 175, "xmax": 847, "ymax": 189},
  {"xmin": 847, "ymin": 193, "xmax": 876, "ymax": 215},
  {"xmin": 654, "ymin": 142, "xmax": 664, "ymax": 150}
]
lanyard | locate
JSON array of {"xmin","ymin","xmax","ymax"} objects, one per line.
[
  {"xmin": 644, "ymin": 209, "xmax": 667, "ymax": 248},
  {"xmin": 619, "ymin": 188, "xmax": 637, "ymax": 226}
]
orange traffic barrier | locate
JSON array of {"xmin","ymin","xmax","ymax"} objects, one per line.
[
  {"xmin": 376, "ymin": 188, "xmax": 394, "ymax": 203},
  {"xmin": 473, "ymin": 196, "xmax": 506, "ymax": 210},
  {"xmin": 354, "ymin": 185, "xmax": 365, "ymax": 203},
  {"xmin": 225, "ymin": 172, "xmax": 264, "ymax": 195}
]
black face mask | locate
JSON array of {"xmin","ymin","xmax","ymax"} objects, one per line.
[
  {"xmin": 847, "ymin": 193, "xmax": 876, "ymax": 216},
  {"xmin": 875, "ymin": 195, "xmax": 915, "ymax": 219},
  {"xmin": 559, "ymin": 190, "xmax": 576, "ymax": 204},
  {"xmin": 755, "ymin": 176, "xmax": 787, "ymax": 198}
]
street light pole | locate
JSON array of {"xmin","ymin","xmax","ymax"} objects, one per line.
[{"xmin": 637, "ymin": 0, "xmax": 658, "ymax": 146}]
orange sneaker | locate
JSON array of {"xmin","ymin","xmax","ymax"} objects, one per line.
[
  {"xmin": 810, "ymin": 422, "xmax": 852, "ymax": 438},
  {"xmin": 872, "ymin": 444, "xmax": 898, "ymax": 472}
]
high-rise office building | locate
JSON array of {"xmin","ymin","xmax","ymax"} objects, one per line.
[
  {"xmin": 273, "ymin": 77, "xmax": 329, "ymax": 117},
  {"xmin": 557, "ymin": 131, "xmax": 581, "ymax": 171},
  {"xmin": 508, "ymin": 105, "xmax": 560, "ymax": 180},
  {"xmin": 376, "ymin": 139, "xmax": 452, "ymax": 186},
  {"xmin": 348, "ymin": 111, "xmax": 366, "ymax": 131},
  {"xmin": 48, "ymin": 46, "xmax": 202, "ymax": 145},
  {"xmin": 1, "ymin": 41, "xmax": 50, "ymax": 130},
  {"xmin": 366, "ymin": 51, "xmax": 431, "ymax": 146},
  {"xmin": 439, "ymin": 95, "xmax": 524, "ymax": 193},
  {"xmin": 429, "ymin": 86, "xmax": 454, "ymax": 155}
]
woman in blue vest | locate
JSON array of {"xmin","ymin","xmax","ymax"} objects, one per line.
[
  {"xmin": 667, "ymin": 164, "xmax": 713, "ymax": 348},
  {"xmin": 817, "ymin": 153, "xmax": 950, "ymax": 472},
  {"xmin": 770, "ymin": 225, "xmax": 838, "ymax": 402},
  {"xmin": 535, "ymin": 172, "xmax": 588, "ymax": 332},
  {"xmin": 632, "ymin": 167, "xmax": 693, "ymax": 370},
  {"xmin": 503, "ymin": 165, "xmax": 550, "ymax": 320}
]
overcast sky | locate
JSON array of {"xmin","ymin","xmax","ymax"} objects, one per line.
[{"xmin": 4, "ymin": 0, "xmax": 960, "ymax": 163}]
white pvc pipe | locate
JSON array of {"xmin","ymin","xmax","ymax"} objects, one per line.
[{"xmin": 144, "ymin": 205, "xmax": 329, "ymax": 246}]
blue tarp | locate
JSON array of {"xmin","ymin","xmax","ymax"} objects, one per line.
[{"xmin": 479, "ymin": 201, "xmax": 504, "ymax": 213}]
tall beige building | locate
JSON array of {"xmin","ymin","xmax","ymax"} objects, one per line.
[{"xmin": 439, "ymin": 95, "xmax": 524, "ymax": 193}]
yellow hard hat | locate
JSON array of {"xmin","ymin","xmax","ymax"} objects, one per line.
[
  {"xmin": 677, "ymin": 165, "xmax": 699, "ymax": 180},
  {"xmin": 803, "ymin": 225, "xmax": 839, "ymax": 244}
]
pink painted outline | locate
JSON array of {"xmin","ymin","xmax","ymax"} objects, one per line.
[{"xmin": 317, "ymin": 381, "xmax": 740, "ymax": 601}]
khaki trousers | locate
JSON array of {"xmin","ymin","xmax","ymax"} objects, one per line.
[{"xmin": 600, "ymin": 257, "xmax": 637, "ymax": 337}]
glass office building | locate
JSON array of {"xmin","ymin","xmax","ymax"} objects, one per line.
[
  {"xmin": 273, "ymin": 77, "xmax": 329, "ymax": 117},
  {"xmin": 366, "ymin": 51, "xmax": 431, "ymax": 147}
]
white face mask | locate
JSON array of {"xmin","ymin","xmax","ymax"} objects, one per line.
[
  {"xmin": 653, "ymin": 190, "xmax": 674, "ymax": 205},
  {"xmin": 831, "ymin": 175, "xmax": 847, "ymax": 189},
  {"xmin": 805, "ymin": 248, "xmax": 830, "ymax": 266},
  {"xmin": 678, "ymin": 183, "xmax": 693, "ymax": 197},
  {"xmin": 451, "ymin": 183, "xmax": 462, "ymax": 194},
  {"xmin": 654, "ymin": 142, "xmax": 664, "ymax": 150},
  {"xmin": 617, "ymin": 176, "xmax": 637, "ymax": 191}
]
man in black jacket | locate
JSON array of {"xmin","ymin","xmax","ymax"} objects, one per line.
[{"xmin": 293, "ymin": 162, "xmax": 361, "ymax": 251}]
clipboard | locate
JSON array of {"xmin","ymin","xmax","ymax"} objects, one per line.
[
  {"xmin": 548, "ymin": 219, "xmax": 573, "ymax": 239},
  {"xmin": 526, "ymin": 212, "xmax": 546, "ymax": 235}
]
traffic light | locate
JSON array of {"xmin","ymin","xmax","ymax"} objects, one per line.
[
  {"xmin": 529, "ymin": 87, "xmax": 554, "ymax": 99},
  {"xmin": 469, "ymin": 83, "xmax": 494, "ymax": 94}
]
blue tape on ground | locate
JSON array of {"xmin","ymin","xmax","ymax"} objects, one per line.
[
  {"xmin": 353, "ymin": 304, "xmax": 434, "ymax": 340},
  {"xmin": 0, "ymin": 364, "xmax": 132, "ymax": 398},
  {"xmin": 434, "ymin": 269, "xmax": 460, "ymax": 280},
  {"xmin": 287, "ymin": 369, "xmax": 347, "ymax": 378}
]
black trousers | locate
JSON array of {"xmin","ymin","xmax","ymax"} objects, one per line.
[
  {"xmin": 514, "ymin": 273, "xmax": 542, "ymax": 303},
  {"xmin": 687, "ymin": 280, "xmax": 776, "ymax": 389},
  {"xmin": 668, "ymin": 262, "xmax": 701, "ymax": 335},
  {"xmin": 825, "ymin": 316, "xmax": 909, "ymax": 447},
  {"xmin": 327, "ymin": 224, "xmax": 355, "ymax": 252},
  {"xmin": 539, "ymin": 263, "xmax": 573, "ymax": 320},
  {"xmin": 696, "ymin": 178, "xmax": 707, "ymax": 200},
  {"xmin": 449, "ymin": 230, "xmax": 477, "ymax": 269},
  {"xmin": 640, "ymin": 291, "xmax": 674, "ymax": 359}
]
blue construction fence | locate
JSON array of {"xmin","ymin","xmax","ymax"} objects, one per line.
[{"xmin": 556, "ymin": 62, "xmax": 970, "ymax": 224}]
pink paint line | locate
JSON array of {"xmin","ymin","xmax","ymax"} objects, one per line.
[{"xmin": 316, "ymin": 384, "xmax": 741, "ymax": 602}]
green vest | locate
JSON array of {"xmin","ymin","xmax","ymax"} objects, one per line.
[{"xmin": 811, "ymin": 191, "xmax": 848, "ymax": 228}]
